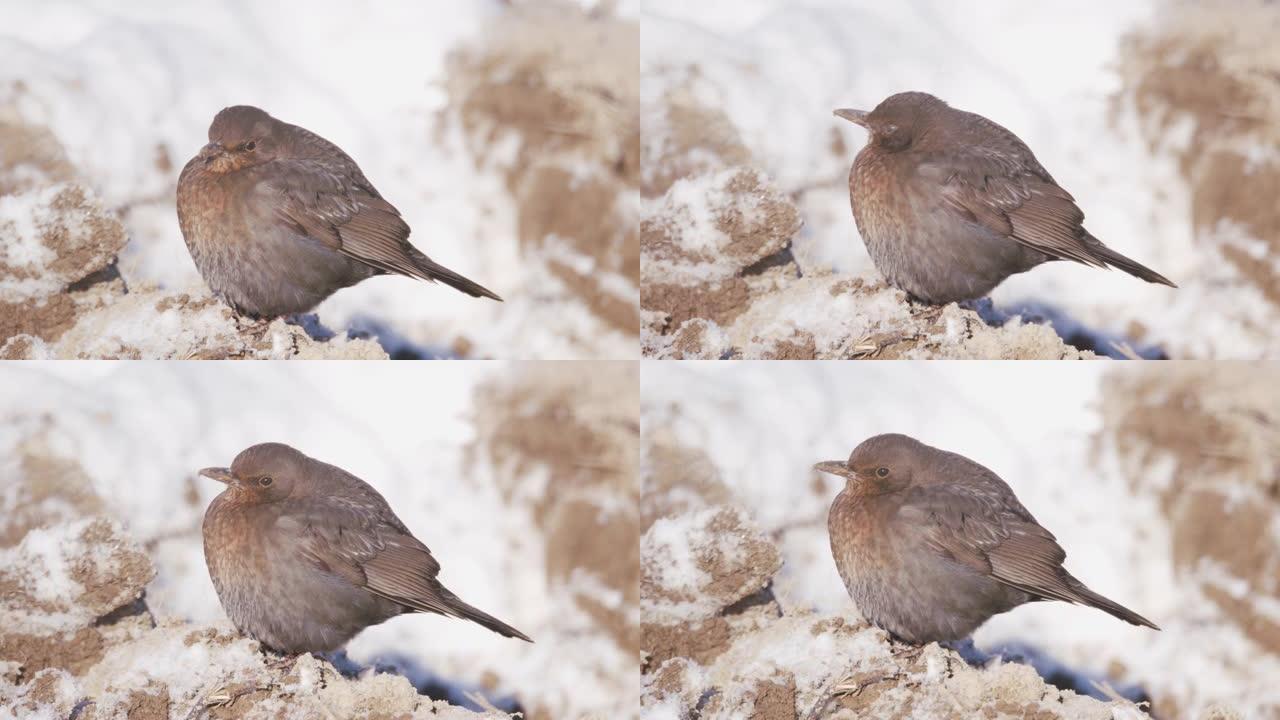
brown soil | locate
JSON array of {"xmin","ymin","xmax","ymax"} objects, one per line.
[
  {"xmin": 0, "ymin": 437, "xmax": 106, "ymax": 547},
  {"xmin": 445, "ymin": 2, "xmax": 639, "ymax": 341},
  {"xmin": 641, "ymin": 505, "xmax": 782, "ymax": 622},
  {"xmin": 467, "ymin": 362, "xmax": 639, "ymax": 663},
  {"xmin": 642, "ymin": 278, "xmax": 751, "ymax": 330},
  {"xmin": 642, "ymin": 85, "xmax": 753, "ymax": 199},
  {"xmin": 0, "ymin": 627, "xmax": 106, "ymax": 678},
  {"xmin": 1116, "ymin": 1, "xmax": 1280, "ymax": 306},
  {"xmin": 1098, "ymin": 364, "xmax": 1280, "ymax": 658},
  {"xmin": 640, "ymin": 430, "xmax": 732, "ymax": 532},
  {"xmin": 643, "ymin": 618, "xmax": 732, "ymax": 669},
  {"xmin": 0, "ymin": 111, "xmax": 75, "ymax": 194}
]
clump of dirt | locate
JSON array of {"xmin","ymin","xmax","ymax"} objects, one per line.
[
  {"xmin": 639, "ymin": 93, "xmax": 1091, "ymax": 360},
  {"xmin": 0, "ymin": 516, "xmax": 154, "ymax": 678},
  {"xmin": 1115, "ymin": 0, "xmax": 1280, "ymax": 338},
  {"xmin": 1097, "ymin": 364, "xmax": 1280, "ymax": 660},
  {"xmin": 641, "ymin": 505, "xmax": 782, "ymax": 626},
  {"xmin": 640, "ymin": 426, "xmax": 732, "ymax": 532},
  {"xmin": 445, "ymin": 1, "xmax": 639, "ymax": 340},
  {"xmin": 0, "ymin": 107, "xmax": 75, "ymax": 194},
  {"xmin": 641, "ymin": 86, "xmax": 753, "ymax": 199},
  {"xmin": 466, "ymin": 362, "xmax": 638, "ymax": 719},
  {"xmin": 639, "ymin": 433, "xmax": 1140, "ymax": 718},
  {"xmin": 0, "ymin": 435, "xmax": 106, "ymax": 547}
]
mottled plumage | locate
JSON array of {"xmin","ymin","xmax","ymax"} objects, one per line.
[
  {"xmin": 201, "ymin": 442, "xmax": 529, "ymax": 653},
  {"xmin": 816, "ymin": 433, "xmax": 1157, "ymax": 644},
  {"xmin": 834, "ymin": 92, "xmax": 1175, "ymax": 304},
  {"xmin": 177, "ymin": 105, "xmax": 500, "ymax": 318}
]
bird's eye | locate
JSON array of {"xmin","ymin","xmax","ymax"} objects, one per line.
[
  {"xmin": 876, "ymin": 467, "xmax": 890, "ymax": 478},
  {"xmin": 884, "ymin": 124, "xmax": 898, "ymax": 135},
  {"xmin": 259, "ymin": 476, "xmax": 273, "ymax": 487},
  {"xmin": 245, "ymin": 141, "xmax": 256, "ymax": 151}
]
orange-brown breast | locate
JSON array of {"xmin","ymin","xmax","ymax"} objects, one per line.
[
  {"xmin": 850, "ymin": 147, "xmax": 911, "ymax": 254},
  {"xmin": 202, "ymin": 491, "xmax": 272, "ymax": 598},
  {"xmin": 828, "ymin": 487, "xmax": 898, "ymax": 590}
]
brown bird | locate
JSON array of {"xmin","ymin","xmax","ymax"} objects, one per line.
[
  {"xmin": 815, "ymin": 433, "xmax": 1157, "ymax": 644},
  {"xmin": 200, "ymin": 442, "xmax": 530, "ymax": 653},
  {"xmin": 177, "ymin": 105, "xmax": 501, "ymax": 319},
  {"xmin": 834, "ymin": 92, "xmax": 1175, "ymax": 304}
]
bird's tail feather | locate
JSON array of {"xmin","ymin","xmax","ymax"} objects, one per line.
[
  {"xmin": 1090, "ymin": 241, "xmax": 1177, "ymax": 288},
  {"xmin": 1071, "ymin": 583, "xmax": 1160, "ymax": 630},
  {"xmin": 407, "ymin": 247, "xmax": 503, "ymax": 301},
  {"xmin": 436, "ymin": 588, "xmax": 532, "ymax": 642}
]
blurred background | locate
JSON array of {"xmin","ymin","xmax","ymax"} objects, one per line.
[
  {"xmin": 641, "ymin": 361, "xmax": 1280, "ymax": 717},
  {"xmin": 0, "ymin": 0, "xmax": 638, "ymax": 359},
  {"xmin": 640, "ymin": 0, "xmax": 1279, "ymax": 359},
  {"xmin": 0, "ymin": 361, "xmax": 638, "ymax": 718}
]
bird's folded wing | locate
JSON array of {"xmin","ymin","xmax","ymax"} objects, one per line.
[
  {"xmin": 899, "ymin": 483, "xmax": 1079, "ymax": 604},
  {"xmin": 920, "ymin": 148, "xmax": 1105, "ymax": 267},
  {"xmin": 279, "ymin": 500, "xmax": 456, "ymax": 615},
  {"xmin": 259, "ymin": 159, "xmax": 431, "ymax": 279},
  {"xmin": 358, "ymin": 539, "xmax": 464, "ymax": 617}
]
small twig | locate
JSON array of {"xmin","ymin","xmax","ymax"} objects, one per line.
[
  {"xmin": 1110, "ymin": 340, "xmax": 1144, "ymax": 360},
  {"xmin": 1092, "ymin": 679, "xmax": 1151, "ymax": 719},
  {"xmin": 802, "ymin": 671, "xmax": 902, "ymax": 720},
  {"xmin": 463, "ymin": 690, "xmax": 519, "ymax": 717}
]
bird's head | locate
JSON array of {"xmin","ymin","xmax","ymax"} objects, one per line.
[
  {"xmin": 834, "ymin": 91, "xmax": 948, "ymax": 153},
  {"xmin": 195, "ymin": 105, "xmax": 283, "ymax": 174},
  {"xmin": 200, "ymin": 442, "xmax": 306, "ymax": 505},
  {"xmin": 814, "ymin": 433, "xmax": 924, "ymax": 493}
]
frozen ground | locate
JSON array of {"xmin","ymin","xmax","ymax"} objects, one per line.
[
  {"xmin": 0, "ymin": 0, "xmax": 638, "ymax": 359},
  {"xmin": 640, "ymin": 362, "xmax": 1280, "ymax": 718},
  {"xmin": 640, "ymin": 0, "xmax": 1280, "ymax": 359},
  {"xmin": 0, "ymin": 362, "xmax": 638, "ymax": 718}
]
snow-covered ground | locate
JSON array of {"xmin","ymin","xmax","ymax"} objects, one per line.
[
  {"xmin": 0, "ymin": 0, "xmax": 638, "ymax": 359},
  {"xmin": 640, "ymin": 0, "xmax": 1278, "ymax": 358},
  {"xmin": 0, "ymin": 361, "xmax": 637, "ymax": 718},
  {"xmin": 641, "ymin": 361, "xmax": 1280, "ymax": 717}
]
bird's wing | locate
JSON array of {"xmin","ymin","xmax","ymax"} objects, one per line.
[
  {"xmin": 279, "ymin": 497, "xmax": 454, "ymax": 615},
  {"xmin": 896, "ymin": 482, "xmax": 1081, "ymax": 605},
  {"xmin": 916, "ymin": 145, "xmax": 1108, "ymax": 268},
  {"xmin": 255, "ymin": 159, "xmax": 437, "ymax": 280}
]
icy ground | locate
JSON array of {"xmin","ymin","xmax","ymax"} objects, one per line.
[
  {"xmin": 0, "ymin": 362, "xmax": 638, "ymax": 718},
  {"xmin": 640, "ymin": 362, "xmax": 1280, "ymax": 718}
]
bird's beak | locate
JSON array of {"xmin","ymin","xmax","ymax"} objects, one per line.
[
  {"xmin": 199, "ymin": 467, "xmax": 236, "ymax": 484},
  {"xmin": 813, "ymin": 461, "xmax": 858, "ymax": 481},
  {"xmin": 198, "ymin": 142, "xmax": 225, "ymax": 163},
  {"xmin": 833, "ymin": 108, "xmax": 869, "ymax": 128}
]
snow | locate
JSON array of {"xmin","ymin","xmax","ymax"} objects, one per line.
[
  {"xmin": 642, "ymin": 512, "xmax": 718, "ymax": 620},
  {"xmin": 0, "ymin": 188, "xmax": 54, "ymax": 266}
]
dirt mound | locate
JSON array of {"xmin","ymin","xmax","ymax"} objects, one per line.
[
  {"xmin": 1099, "ymin": 364, "xmax": 1280, "ymax": 660},
  {"xmin": 445, "ymin": 1, "xmax": 639, "ymax": 343},
  {"xmin": 466, "ymin": 362, "xmax": 638, "ymax": 719},
  {"xmin": 1115, "ymin": 0, "xmax": 1280, "ymax": 355}
]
